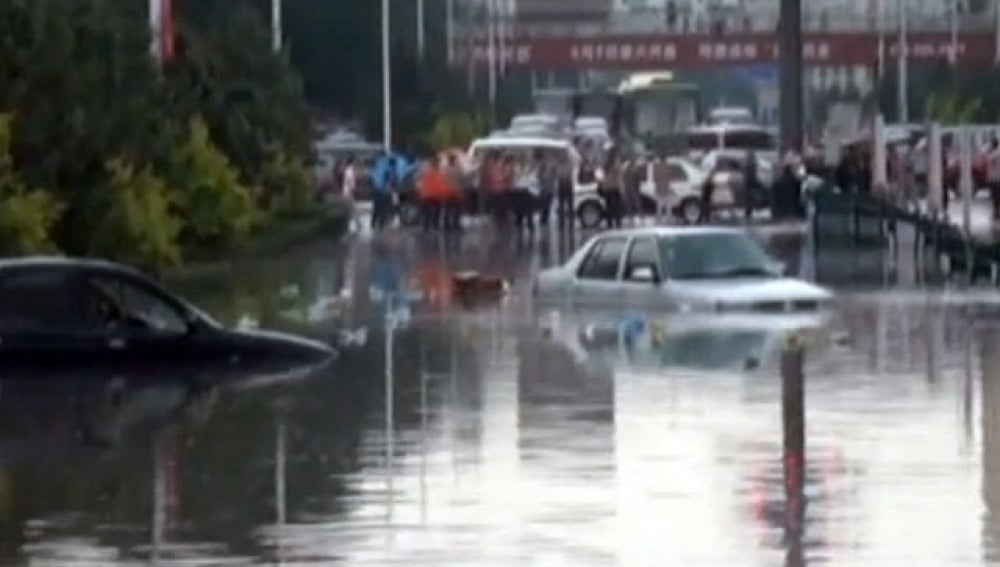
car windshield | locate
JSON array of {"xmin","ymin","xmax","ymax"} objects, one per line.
[{"xmin": 659, "ymin": 233, "xmax": 780, "ymax": 279}]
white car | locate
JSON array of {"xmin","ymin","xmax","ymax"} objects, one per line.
[
  {"xmin": 533, "ymin": 226, "xmax": 832, "ymax": 311},
  {"xmin": 572, "ymin": 157, "xmax": 734, "ymax": 228}
]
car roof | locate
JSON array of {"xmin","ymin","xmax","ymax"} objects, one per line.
[
  {"xmin": 470, "ymin": 136, "xmax": 572, "ymax": 149},
  {"xmin": 591, "ymin": 226, "xmax": 749, "ymax": 240},
  {"xmin": 0, "ymin": 256, "xmax": 151, "ymax": 279}
]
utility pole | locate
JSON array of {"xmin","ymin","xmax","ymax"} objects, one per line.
[
  {"xmin": 876, "ymin": 0, "xmax": 885, "ymax": 81},
  {"xmin": 272, "ymin": 0, "xmax": 282, "ymax": 53},
  {"xmin": 949, "ymin": 0, "xmax": 960, "ymax": 67},
  {"xmin": 487, "ymin": 0, "xmax": 498, "ymax": 118},
  {"xmin": 897, "ymin": 0, "xmax": 909, "ymax": 123},
  {"xmin": 446, "ymin": 0, "xmax": 455, "ymax": 64},
  {"xmin": 382, "ymin": 0, "xmax": 392, "ymax": 151},
  {"xmin": 417, "ymin": 0, "xmax": 426, "ymax": 61},
  {"xmin": 995, "ymin": 0, "xmax": 1000, "ymax": 63},
  {"xmin": 778, "ymin": 0, "xmax": 803, "ymax": 154}
]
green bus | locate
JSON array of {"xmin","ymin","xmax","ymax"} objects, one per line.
[{"xmin": 568, "ymin": 71, "xmax": 703, "ymax": 154}]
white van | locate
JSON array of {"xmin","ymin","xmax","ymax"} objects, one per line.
[{"xmin": 468, "ymin": 136, "xmax": 610, "ymax": 226}]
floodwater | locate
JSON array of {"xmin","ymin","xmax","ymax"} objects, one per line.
[{"xmin": 4, "ymin": 224, "xmax": 1000, "ymax": 566}]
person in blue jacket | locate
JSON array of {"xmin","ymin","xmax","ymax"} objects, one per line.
[{"xmin": 370, "ymin": 153, "xmax": 397, "ymax": 230}]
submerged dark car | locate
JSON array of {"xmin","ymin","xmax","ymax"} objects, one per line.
[{"xmin": 0, "ymin": 257, "xmax": 335, "ymax": 381}]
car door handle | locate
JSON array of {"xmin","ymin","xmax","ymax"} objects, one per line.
[{"xmin": 108, "ymin": 337, "xmax": 127, "ymax": 350}]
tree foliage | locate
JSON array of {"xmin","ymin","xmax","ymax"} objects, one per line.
[
  {"xmin": 90, "ymin": 158, "xmax": 184, "ymax": 271},
  {"xmin": 170, "ymin": 118, "xmax": 261, "ymax": 249},
  {"xmin": 0, "ymin": 0, "xmax": 314, "ymax": 264},
  {"xmin": 0, "ymin": 114, "xmax": 62, "ymax": 255}
]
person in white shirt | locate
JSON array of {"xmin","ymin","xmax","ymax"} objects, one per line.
[{"xmin": 340, "ymin": 156, "xmax": 360, "ymax": 232}]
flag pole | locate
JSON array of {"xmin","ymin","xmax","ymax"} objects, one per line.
[{"xmin": 149, "ymin": 0, "xmax": 162, "ymax": 64}]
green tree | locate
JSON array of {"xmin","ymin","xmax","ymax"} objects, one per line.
[
  {"xmin": 170, "ymin": 118, "xmax": 261, "ymax": 249},
  {"xmin": 0, "ymin": 114, "xmax": 62, "ymax": 255},
  {"xmin": 88, "ymin": 158, "xmax": 183, "ymax": 271},
  {"xmin": 258, "ymin": 146, "xmax": 315, "ymax": 214}
]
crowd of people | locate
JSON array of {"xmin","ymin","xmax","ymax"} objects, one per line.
[{"xmin": 325, "ymin": 142, "xmax": 815, "ymax": 235}]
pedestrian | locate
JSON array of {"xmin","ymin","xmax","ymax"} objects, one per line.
[
  {"xmin": 340, "ymin": 156, "xmax": 360, "ymax": 233},
  {"xmin": 499, "ymin": 154, "xmax": 517, "ymax": 225},
  {"xmin": 698, "ymin": 166, "xmax": 716, "ymax": 224},
  {"xmin": 418, "ymin": 156, "xmax": 443, "ymax": 232},
  {"xmin": 987, "ymin": 137, "xmax": 1000, "ymax": 220},
  {"xmin": 651, "ymin": 154, "xmax": 675, "ymax": 224},
  {"xmin": 743, "ymin": 150, "xmax": 761, "ymax": 221},
  {"xmin": 600, "ymin": 151, "xmax": 624, "ymax": 229},
  {"xmin": 556, "ymin": 157, "xmax": 575, "ymax": 228},
  {"xmin": 513, "ymin": 153, "xmax": 540, "ymax": 234},
  {"xmin": 622, "ymin": 157, "xmax": 644, "ymax": 225},
  {"xmin": 370, "ymin": 152, "xmax": 395, "ymax": 230},
  {"xmin": 443, "ymin": 152, "xmax": 465, "ymax": 232},
  {"xmin": 536, "ymin": 150, "xmax": 558, "ymax": 228}
]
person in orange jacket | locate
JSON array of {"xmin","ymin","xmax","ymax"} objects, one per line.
[{"xmin": 419, "ymin": 156, "xmax": 453, "ymax": 232}]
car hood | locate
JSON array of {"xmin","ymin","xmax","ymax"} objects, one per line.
[{"xmin": 668, "ymin": 277, "xmax": 832, "ymax": 308}]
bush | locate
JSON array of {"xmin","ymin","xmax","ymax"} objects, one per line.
[
  {"xmin": 258, "ymin": 145, "xmax": 315, "ymax": 214},
  {"xmin": 171, "ymin": 118, "xmax": 262, "ymax": 248},
  {"xmin": 0, "ymin": 190, "xmax": 63, "ymax": 255},
  {"xmin": 87, "ymin": 158, "xmax": 183, "ymax": 271},
  {"xmin": 0, "ymin": 114, "xmax": 63, "ymax": 255}
]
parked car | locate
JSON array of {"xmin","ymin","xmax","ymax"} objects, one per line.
[
  {"xmin": 0, "ymin": 258, "xmax": 335, "ymax": 380},
  {"xmin": 533, "ymin": 227, "xmax": 832, "ymax": 311}
]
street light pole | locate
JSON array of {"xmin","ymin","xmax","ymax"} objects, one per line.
[
  {"xmin": 995, "ymin": 0, "xmax": 1000, "ymax": 63},
  {"xmin": 487, "ymin": 0, "xmax": 498, "ymax": 116},
  {"xmin": 382, "ymin": 0, "xmax": 392, "ymax": 151},
  {"xmin": 446, "ymin": 0, "xmax": 455, "ymax": 64},
  {"xmin": 897, "ymin": 0, "xmax": 909, "ymax": 123},
  {"xmin": 876, "ymin": 0, "xmax": 885, "ymax": 81},
  {"xmin": 417, "ymin": 0, "xmax": 426, "ymax": 61},
  {"xmin": 778, "ymin": 0, "xmax": 803, "ymax": 154},
  {"xmin": 949, "ymin": 0, "xmax": 959, "ymax": 67}
]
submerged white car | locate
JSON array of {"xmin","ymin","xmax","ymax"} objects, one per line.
[{"xmin": 533, "ymin": 227, "xmax": 832, "ymax": 311}]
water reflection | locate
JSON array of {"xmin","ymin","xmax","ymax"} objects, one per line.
[{"xmin": 5, "ymin": 230, "xmax": 1000, "ymax": 565}]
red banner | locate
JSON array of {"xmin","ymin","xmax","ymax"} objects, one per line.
[{"xmin": 456, "ymin": 32, "xmax": 1000, "ymax": 69}]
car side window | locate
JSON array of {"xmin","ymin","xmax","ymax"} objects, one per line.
[
  {"xmin": 84, "ymin": 274, "xmax": 188, "ymax": 336},
  {"xmin": 577, "ymin": 238, "xmax": 627, "ymax": 280},
  {"xmin": 623, "ymin": 238, "xmax": 661, "ymax": 281},
  {"xmin": 0, "ymin": 268, "xmax": 82, "ymax": 333}
]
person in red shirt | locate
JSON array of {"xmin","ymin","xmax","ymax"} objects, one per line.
[{"xmin": 418, "ymin": 157, "xmax": 443, "ymax": 232}]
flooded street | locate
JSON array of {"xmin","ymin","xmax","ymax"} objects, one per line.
[{"xmin": 5, "ymin": 226, "xmax": 1000, "ymax": 566}]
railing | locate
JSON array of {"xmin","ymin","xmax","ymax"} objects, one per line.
[{"xmin": 454, "ymin": 8, "xmax": 998, "ymax": 39}]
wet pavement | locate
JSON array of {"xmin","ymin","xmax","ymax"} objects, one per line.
[{"xmin": 4, "ymin": 223, "xmax": 1000, "ymax": 565}]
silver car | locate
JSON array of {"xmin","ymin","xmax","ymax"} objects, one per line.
[{"xmin": 533, "ymin": 227, "xmax": 833, "ymax": 311}]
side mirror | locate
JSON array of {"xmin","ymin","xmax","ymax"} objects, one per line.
[{"xmin": 631, "ymin": 266, "xmax": 661, "ymax": 284}]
